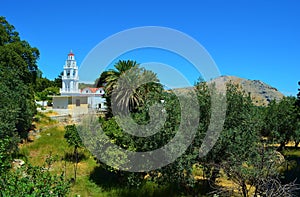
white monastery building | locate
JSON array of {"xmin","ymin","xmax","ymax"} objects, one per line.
[{"xmin": 52, "ymin": 51, "xmax": 106, "ymax": 114}]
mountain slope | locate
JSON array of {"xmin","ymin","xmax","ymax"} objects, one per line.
[{"xmin": 210, "ymin": 75, "xmax": 284, "ymax": 106}]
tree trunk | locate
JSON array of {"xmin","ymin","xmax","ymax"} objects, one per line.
[
  {"xmin": 241, "ymin": 182, "xmax": 248, "ymax": 197},
  {"xmin": 210, "ymin": 167, "xmax": 220, "ymax": 183},
  {"xmin": 74, "ymin": 146, "xmax": 78, "ymax": 182},
  {"xmin": 253, "ymin": 186, "xmax": 258, "ymax": 197},
  {"xmin": 277, "ymin": 141, "xmax": 285, "ymax": 151}
]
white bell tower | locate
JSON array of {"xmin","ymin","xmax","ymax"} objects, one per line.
[{"xmin": 60, "ymin": 50, "xmax": 80, "ymax": 95}]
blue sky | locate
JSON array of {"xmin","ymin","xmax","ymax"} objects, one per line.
[{"xmin": 1, "ymin": 0, "xmax": 299, "ymax": 95}]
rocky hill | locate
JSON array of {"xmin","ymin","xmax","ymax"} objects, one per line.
[
  {"xmin": 210, "ymin": 75, "xmax": 284, "ymax": 106},
  {"xmin": 172, "ymin": 76, "xmax": 284, "ymax": 106}
]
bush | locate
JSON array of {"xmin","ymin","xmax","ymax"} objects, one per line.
[{"xmin": 0, "ymin": 164, "xmax": 70, "ymax": 196}]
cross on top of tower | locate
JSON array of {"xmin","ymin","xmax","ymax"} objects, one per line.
[{"xmin": 68, "ymin": 50, "xmax": 74, "ymax": 56}]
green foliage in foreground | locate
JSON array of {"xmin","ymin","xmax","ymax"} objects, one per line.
[
  {"xmin": 0, "ymin": 165, "xmax": 70, "ymax": 197},
  {"xmin": 0, "ymin": 136, "xmax": 16, "ymax": 173}
]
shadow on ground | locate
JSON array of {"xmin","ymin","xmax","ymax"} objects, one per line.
[
  {"xmin": 89, "ymin": 165, "xmax": 215, "ymax": 197},
  {"xmin": 64, "ymin": 152, "xmax": 88, "ymax": 162}
]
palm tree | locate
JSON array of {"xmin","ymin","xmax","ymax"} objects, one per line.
[
  {"xmin": 97, "ymin": 60, "xmax": 162, "ymax": 115},
  {"xmin": 97, "ymin": 60, "xmax": 139, "ymax": 95}
]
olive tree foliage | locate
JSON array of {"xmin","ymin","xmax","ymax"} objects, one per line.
[
  {"xmin": 263, "ymin": 96, "xmax": 298, "ymax": 150},
  {"xmin": 79, "ymin": 88, "xmax": 200, "ymax": 191},
  {"xmin": 200, "ymin": 83, "xmax": 255, "ymax": 182},
  {"xmin": 84, "ymin": 62, "xmax": 196, "ymax": 189},
  {"xmin": 82, "ymin": 77, "xmax": 215, "ymax": 193},
  {"xmin": 260, "ymin": 82, "xmax": 300, "ymax": 149},
  {"xmin": 200, "ymin": 82, "xmax": 299, "ymax": 197},
  {"xmin": 81, "ymin": 71, "xmax": 300, "ymax": 195}
]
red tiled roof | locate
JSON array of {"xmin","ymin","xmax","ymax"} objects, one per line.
[
  {"xmin": 81, "ymin": 87, "xmax": 104, "ymax": 93},
  {"xmin": 89, "ymin": 88, "xmax": 98, "ymax": 93}
]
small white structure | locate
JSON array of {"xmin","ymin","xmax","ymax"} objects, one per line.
[
  {"xmin": 81, "ymin": 87, "xmax": 106, "ymax": 110},
  {"xmin": 36, "ymin": 100, "xmax": 48, "ymax": 107},
  {"xmin": 52, "ymin": 51, "xmax": 107, "ymax": 115}
]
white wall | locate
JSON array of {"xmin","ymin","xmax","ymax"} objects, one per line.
[
  {"xmin": 88, "ymin": 96, "xmax": 106, "ymax": 109},
  {"xmin": 52, "ymin": 97, "xmax": 69, "ymax": 109}
]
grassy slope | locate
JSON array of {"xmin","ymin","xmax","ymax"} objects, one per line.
[
  {"xmin": 19, "ymin": 113, "xmax": 179, "ymax": 197},
  {"xmin": 19, "ymin": 112, "xmax": 106, "ymax": 196}
]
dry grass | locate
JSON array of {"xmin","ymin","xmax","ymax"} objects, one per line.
[{"xmin": 44, "ymin": 110, "xmax": 59, "ymax": 116}]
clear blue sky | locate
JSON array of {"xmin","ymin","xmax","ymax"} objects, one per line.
[{"xmin": 1, "ymin": 0, "xmax": 299, "ymax": 95}]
